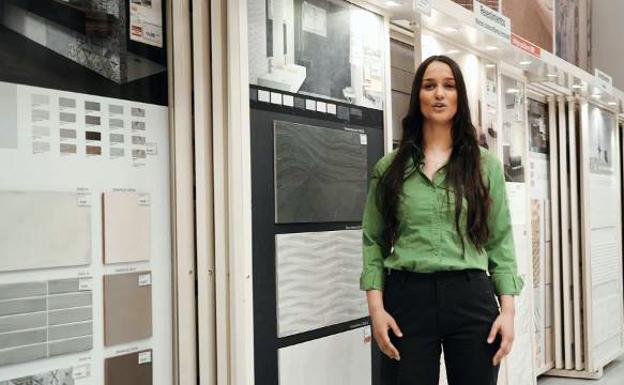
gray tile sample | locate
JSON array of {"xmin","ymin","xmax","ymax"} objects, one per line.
[
  {"xmin": 0, "ymin": 367, "xmax": 75, "ymax": 385},
  {"xmin": 60, "ymin": 129, "xmax": 77, "ymax": 139},
  {"xmin": 131, "ymin": 107, "xmax": 146, "ymax": 117},
  {"xmin": 273, "ymin": 120, "xmax": 368, "ymax": 223},
  {"xmin": 60, "ymin": 143, "xmax": 77, "ymax": 154},
  {"xmin": 0, "ymin": 278, "xmax": 93, "ymax": 366},
  {"xmin": 60, "ymin": 112, "xmax": 76, "ymax": 123},
  {"xmin": 110, "ymin": 105, "xmax": 124, "ymax": 115},
  {"xmin": 0, "ymin": 83, "xmax": 18, "ymax": 149},
  {"xmin": 110, "ymin": 119, "xmax": 124, "ymax": 129},
  {"xmin": 85, "ymin": 101, "xmax": 101, "ymax": 111},
  {"xmin": 276, "ymin": 230, "xmax": 368, "ymax": 337},
  {"xmin": 59, "ymin": 97, "xmax": 76, "ymax": 108}
]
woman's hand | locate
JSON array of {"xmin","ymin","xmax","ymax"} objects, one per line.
[
  {"xmin": 371, "ymin": 308, "xmax": 403, "ymax": 360},
  {"xmin": 367, "ymin": 289, "xmax": 403, "ymax": 360},
  {"xmin": 487, "ymin": 295, "xmax": 516, "ymax": 366}
]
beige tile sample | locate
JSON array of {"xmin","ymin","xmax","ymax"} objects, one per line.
[
  {"xmin": 103, "ymin": 191, "xmax": 151, "ymax": 264},
  {"xmin": 0, "ymin": 191, "xmax": 91, "ymax": 272},
  {"xmin": 104, "ymin": 272, "xmax": 152, "ymax": 346}
]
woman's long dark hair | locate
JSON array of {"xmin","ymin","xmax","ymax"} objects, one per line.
[{"xmin": 378, "ymin": 55, "xmax": 490, "ymax": 252}]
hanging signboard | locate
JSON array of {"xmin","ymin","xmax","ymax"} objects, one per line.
[
  {"xmin": 594, "ymin": 68, "xmax": 614, "ymax": 94},
  {"xmin": 512, "ymin": 33, "xmax": 542, "ymax": 59},
  {"xmin": 474, "ymin": 1, "xmax": 511, "ymax": 43}
]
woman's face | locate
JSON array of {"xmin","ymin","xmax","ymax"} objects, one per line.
[{"xmin": 419, "ymin": 61, "xmax": 458, "ymax": 125}]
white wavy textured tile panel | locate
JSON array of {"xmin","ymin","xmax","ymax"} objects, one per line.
[{"xmin": 276, "ymin": 230, "xmax": 367, "ymax": 337}]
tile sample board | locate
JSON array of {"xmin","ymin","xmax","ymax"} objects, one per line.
[
  {"xmin": 274, "ymin": 120, "xmax": 368, "ymax": 223},
  {"xmin": 276, "ymin": 230, "xmax": 367, "ymax": 337},
  {"xmin": 104, "ymin": 272, "xmax": 152, "ymax": 346},
  {"xmin": 105, "ymin": 350, "xmax": 152, "ymax": 385},
  {"xmin": 0, "ymin": 191, "xmax": 91, "ymax": 272},
  {"xmin": 278, "ymin": 327, "xmax": 371, "ymax": 385},
  {"xmin": 0, "ymin": 278, "xmax": 93, "ymax": 366},
  {"xmin": 103, "ymin": 191, "xmax": 151, "ymax": 264},
  {"xmin": 0, "ymin": 366, "xmax": 75, "ymax": 385}
]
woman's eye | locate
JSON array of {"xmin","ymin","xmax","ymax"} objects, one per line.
[
  {"xmin": 424, "ymin": 84, "xmax": 435, "ymax": 90},
  {"xmin": 445, "ymin": 83, "xmax": 456, "ymax": 89}
]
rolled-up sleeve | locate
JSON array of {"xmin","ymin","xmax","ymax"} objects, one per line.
[
  {"xmin": 484, "ymin": 155, "xmax": 524, "ymax": 296},
  {"xmin": 360, "ymin": 161, "xmax": 389, "ymax": 291}
]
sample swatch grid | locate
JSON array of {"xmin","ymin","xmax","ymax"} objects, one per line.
[
  {"xmin": 29, "ymin": 92, "xmax": 150, "ymax": 164},
  {"xmin": 0, "ymin": 278, "xmax": 93, "ymax": 367}
]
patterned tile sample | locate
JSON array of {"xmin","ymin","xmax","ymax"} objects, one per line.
[
  {"xmin": 278, "ymin": 327, "xmax": 371, "ymax": 385},
  {"xmin": 0, "ymin": 367, "xmax": 74, "ymax": 385},
  {"xmin": 0, "ymin": 191, "xmax": 91, "ymax": 272},
  {"xmin": 273, "ymin": 120, "xmax": 368, "ymax": 223},
  {"xmin": 105, "ymin": 350, "xmax": 152, "ymax": 385},
  {"xmin": 276, "ymin": 230, "xmax": 367, "ymax": 337},
  {"xmin": 104, "ymin": 272, "xmax": 152, "ymax": 346},
  {"xmin": 103, "ymin": 192, "xmax": 151, "ymax": 264},
  {"xmin": 0, "ymin": 279, "xmax": 93, "ymax": 366}
]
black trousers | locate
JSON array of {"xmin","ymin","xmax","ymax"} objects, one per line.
[{"xmin": 381, "ymin": 269, "xmax": 502, "ymax": 385}]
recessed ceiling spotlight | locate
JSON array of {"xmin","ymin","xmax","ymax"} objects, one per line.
[
  {"xmin": 485, "ymin": 64, "xmax": 496, "ymax": 69},
  {"xmin": 519, "ymin": 61, "xmax": 532, "ymax": 65},
  {"xmin": 547, "ymin": 73, "xmax": 557, "ymax": 78},
  {"xmin": 444, "ymin": 27, "xmax": 459, "ymax": 33},
  {"xmin": 506, "ymin": 88, "xmax": 520, "ymax": 94},
  {"xmin": 385, "ymin": 0, "xmax": 402, "ymax": 6},
  {"xmin": 485, "ymin": 46, "xmax": 499, "ymax": 51},
  {"xmin": 608, "ymin": 101, "xmax": 618, "ymax": 106},
  {"xmin": 571, "ymin": 84, "xmax": 583, "ymax": 89},
  {"xmin": 592, "ymin": 94, "xmax": 602, "ymax": 99},
  {"xmin": 447, "ymin": 49, "xmax": 460, "ymax": 54}
]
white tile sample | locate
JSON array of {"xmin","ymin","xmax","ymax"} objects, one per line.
[
  {"xmin": 276, "ymin": 230, "xmax": 367, "ymax": 337},
  {"xmin": 278, "ymin": 327, "xmax": 371, "ymax": 385},
  {"xmin": 0, "ymin": 191, "xmax": 91, "ymax": 272},
  {"xmin": 103, "ymin": 191, "xmax": 151, "ymax": 264}
]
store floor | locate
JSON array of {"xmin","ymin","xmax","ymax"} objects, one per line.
[{"xmin": 538, "ymin": 355, "xmax": 624, "ymax": 384}]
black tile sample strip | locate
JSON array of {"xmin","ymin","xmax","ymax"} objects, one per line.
[
  {"xmin": 85, "ymin": 131, "xmax": 101, "ymax": 141},
  {"xmin": 0, "ymin": 278, "xmax": 93, "ymax": 367},
  {"xmin": 273, "ymin": 120, "xmax": 368, "ymax": 223}
]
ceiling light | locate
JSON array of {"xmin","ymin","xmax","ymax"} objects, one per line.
[
  {"xmin": 506, "ymin": 88, "xmax": 520, "ymax": 94},
  {"xmin": 547, "ymin": 73, "xmax": 557, "ymax": 78},
  {"xmin": 572, "ymin": 84, "xmax": 583, "ymax": 89},
  {"xmin": 485, "ymin": 46, "xmax": 499, "ymax": 51},
  {"xmin": 447, "ymin": 49, "xmax": 460, "ymax": 54},
  {"xmin": 385, "ymin": 0, "xmax": 402, "ymax": 6},
  {"xmin": 608, "ymin": 101, "xmax": 618, "ymax": 106},
  {"xmin": 592, "ymin": 94, "xmax": 602, "ymax": 99},
  {"xmin": 519, "ymin": 61, "xmax": 532, "ymax": 65},
  {"xmin": 444, "ymin": 27, "xmax": 459, "ymax": 33},
  {"xmin": 485, "ymin": 64, "xmax": 496, "ymax": 69}
]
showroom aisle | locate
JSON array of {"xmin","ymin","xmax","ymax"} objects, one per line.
[{"xmin": 538, "ymin": 355, "xmax": 624, "ymax": 385}]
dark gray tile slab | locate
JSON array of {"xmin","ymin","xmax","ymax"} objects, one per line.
[
  {"xmin": 0, "ymin": 344, "xmax": 47, "ymax": 366},
  {"xmin": 48, "ymin": 292, "xmax": 92, "ymax": 310},
  {"xmin": 48, "ymin": 336, "xmax": 92, "ymax": 356},
  {"xmin": 0, "ymin": 282, "xmax": 46, "ymax": 300},
  {"xmin": 48, "ymin": 321, "xmax": 92, "ymax": 341},
  {"xmin": 0, "ymin": 298, "xmax": 46, "ymax": 316},
  {"xmin": 273, "ymin": 120, "xmax": 368, "ymax": 223},
  {"xmin": 48, "ymin": 307, "xmax": 92, "ymax": 325},
  {"xmin": 0, "ymin": 329, "xmax": 46, "ymax": 349},
  {"xmin": 0, "ymin": 312, "xmax": 46, "ymax": 333}
]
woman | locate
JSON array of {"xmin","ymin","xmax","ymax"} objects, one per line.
[{"xmin": 360, "ymin": 55, "xmax": 523, "ymax": 385}]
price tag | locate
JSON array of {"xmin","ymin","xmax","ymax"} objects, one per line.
[
  {"xmin": 73, "ymin": 364, "xmax": 91, "ymax": 379},
  {"xmin": 258, "ymin": 90, "xmax": 270, "ymax": 103},
  {"xmin": 138, "ymin": 273, "xmax": 152, "ymax": 287},
  {"xmin": 305, "ymin": 99, "xmax": 316, "ymax": 111},
  {"xmin": 327, "ymin": 104, "xmax": 336, "ymax": 115},
  {"xmin": 78, "ymin": 278, "xmax": 93, "ymax": 291},
  {"xmin": 283, "ymin": 95, "xmax": 294, "ymax": 107},
  {"xmin": 138, "ymin": 351, "xmax": 152, "ymax": 364},
  {"xmin": 316, "ymin": 102, "xmax": 327, "ymax": 113},
  {"xmin": 146, "ymin": 143, "xmax": 158, "ymax": 155},
  {"xmin": 138, "ymin": 193, "xmax": 151, "ymax": 206}
]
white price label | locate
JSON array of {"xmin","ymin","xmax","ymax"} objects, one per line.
[
  {"xmin": 305, "ymin": 99, "xmax": 316, "ymax": 111},
  {"xmin": 360, "ymin": 134, "xmax": 368, "ymax": 145},
  {"xmin": 316, "ymin": 102, "xmax": 327, "ymax": 113},
  {"xmin": 270, "ymin": 92, "xmax": 282, "ymax": 105},
  {"xmin": 282, "ymin": 95, "xmax": 294, "ymax": 107},
  {"xmin": 327, "ymin": 104, "xmax": 336, "ymax": 114},
  {"xmin": 77, "ymin": 195, "xmax": 91, "ymax": 207},
  {"xmin": 138, "ymin": 193, "xmax": 151, "ymax": 206},
  {"xmin": 146, "ymin": 143, "xmax": 158, "ymax": 155},
  {"xmin": 138, "ymin": 273, "xmax": 152, "ymax": 287},
  {"xmin": 258, "ymin": 90, "xmax": 270, "ymax": 103},
  {"xmin": 138, "ymin": 351, "xmax": 152, "ymax": 364},
  {"xmin": 73, "ymin": 364, "xmax": 91, "ymax": 379},
  {"xmin": 78, "ymin": 278, "xmax": 93, "ymax": 291}
]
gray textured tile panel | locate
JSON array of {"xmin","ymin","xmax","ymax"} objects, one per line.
[
  {"xmin": 59, "ymin": 97, "xmax": 76, "ymax": 108},
  {"xmin": 131, "ymin": 107, "xmax": 146, "ymax": 117},
  {"xmin": 60, "ymin": 129, "xmax": 77, "ymax": 139},
  {"xmin": 0, "ymin": 344, "xmax": 47, "ymax": 366},
  {"xmin": 60, "ymin": 112, "xmax": 76, "ymax": 123},
  {"xmin": 85, "ymin": 116, "xmax": 101, "ymax": 126},
  {"xmin": 0, "ymin": 298, "xmax": 46, "ymax": 316},
  {"xmin": 48, "ymin": 279, "xmax": 79, "ymax": 294},
  {"xmin": 48, "ymin": 322, "xmax": 92, "ymax": 341},
  {"xmin": 60, "ymin": 143, "xmax": 77, "ymax": 154},
  {"xmin": 0, "ymin": 329, "xmax": 47, "ymax": 349},
  {"xmin": 48, "ymin": 292, "xmax": 92, "ymax": 310},
  {"xmin": 32, "ymin": 110, "xmax": 49, "ymax": 121},
  {"xmin": 110, "ymin": 119, "xmax": 124, "ymax": 129},
  {"xmin": 85, "ymin": 101, "xmax": 101, "ymax": 111},
  {"xmin": 276, "ymin": 230, "xmax": 368, "ymax": 337},
  {"xmin": 48, "ymin": 336, "xmax": 92, "ymax": 357},
  {"xmin": 0, "ymin": 282, "xmax": 46, "ymax": 300},
  {"xmin": 110, "ymin": 105, "xmax": 124, "ymax": 115},
  {"xmin": 274, "ymin": 120, "xmax": 368, "ymax": 223},
  {"xmin": 48, "ymin": 307, "xmax": 92, "ymax": 325},
  {"xmin": 0, "ymin": 313, "xmax": 46, "ymax": 333},
  {"xmin": 0, "ymin": 83, "xmax": 18, "ymax": 149}
]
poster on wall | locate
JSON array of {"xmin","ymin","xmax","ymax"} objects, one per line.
[
  {"xmin": 0, "ymin": 0, "xmax": 167, "ymax": 105},
  {"xmin": 527, "ymin": 98, "xmax": 552, "ymax": 371},
  {"xmin": 247, "ymin": 0, "xmax": 385, "ymax": 109},
  {"xmin": 588, "ymin": 105, "xmax": 615, "ymax": 175},
  {"xmin": 502, "ymin": 76, "xmax": 526, "ymax": 183},
  {"xmin": 502, "ymin": 0, "xmax": 554, "ymax": 53},
  {"xmin": 130, "ymin": 0, "xmax": 164, "ymax": 47}
]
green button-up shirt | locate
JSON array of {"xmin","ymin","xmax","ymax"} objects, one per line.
[{"xmin": 360, "ymin": 147, "xmax": 524, "ymax": 296}]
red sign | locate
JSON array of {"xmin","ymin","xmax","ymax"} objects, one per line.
[{"xmin": 511, "ymin": 33, "xmax": 541, "ymax": 58}]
